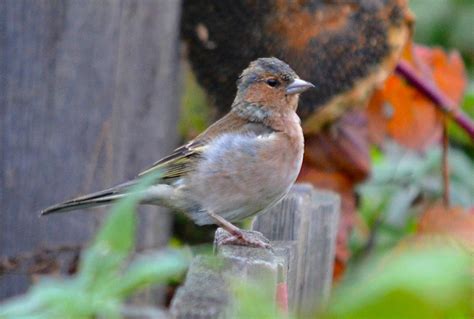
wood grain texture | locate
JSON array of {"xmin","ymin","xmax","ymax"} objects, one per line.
[
  {"xmin": 0, "ymin": 0, "xmax": 181, "ymax": 299},
  {"xmin": 170, "ymin": 236, "xmax": 291, "ymax": 319},
  {"xmin": 170, "ymin": 255, "xmax": 231, "ymax": 319},
  {"xmin": 252, "ymin": 183, "xmax": 340, "ymax": 316}
]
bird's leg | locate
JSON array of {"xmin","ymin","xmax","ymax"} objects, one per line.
[
  {"xmin": 207, "ymin": 211, "xmax": 271, "ymax": 249},
  {"xmin": 207, "ymin": 210, "xmax": 242, "ymax": 236}
]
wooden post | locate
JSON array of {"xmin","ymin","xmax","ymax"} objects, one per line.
[
  {"xmin": 170, "ymin": 184, "xmax": 340, "ymax": 318},
  {"xmin": 0, "ymin": 0, "xmax": 181, "ymax": 300},
  {"xmin": 170, "ymin": 255, "xmax": 232, "ymax": 318},
  {"xmin": 170, "ymin": 236, "xmax": 291, "ymax": 319},
  {"xmin": 253, "ymin": 183, "xmax": 340, "ymax": 316}
]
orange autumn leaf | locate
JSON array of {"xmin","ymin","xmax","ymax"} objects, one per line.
[
  {"xmin": 387, "ymin": 76, "xmax": 442, "ymax": 149},
  {"xmin": 417, "ymin": 47, "xmax": 466, "ymax": 103},
  {"xmin": 417, "ymin": 204, "xmax": 474, "ymax": 252},
  {"xmin": 367, "ymin": 44, "xmax": 467, "ymax": 150},
  {"xmin": 393, "ymin": 205, "xmax": 474, "ymax": 260}
]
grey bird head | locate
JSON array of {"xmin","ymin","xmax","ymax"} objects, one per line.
[{"xmin": 237, "ymin": 57, "xmax": 314, "ymax": 96}]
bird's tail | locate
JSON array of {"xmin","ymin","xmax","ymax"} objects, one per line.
[{"xmin": 41, "ymin": 181, "xmax": 137, "ymax": 215}]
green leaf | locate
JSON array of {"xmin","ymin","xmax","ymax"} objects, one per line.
[
  {"xmin": 0, "ymin": 279, "xmax": 94, "ymax": 319},
  {"xmin": 326, "ymin": 247, "xmax": 472, "ymax": 319},
  {"xmin": 179, "ymin": 67, "xmax": 211, "ymax": 138},
  {"xmin": 78, "ymin": 172, "xmax": 161, "ymax": 291},
  {"xmin": 0, "ymin": 290, "xmax": 46, "ymax": 318},
  {"xmin": 448, "ymin": 92, "xmax": 474, "ymax": 148},
  {"xmin": 0, "ymin": 170, "xmax": 193, "ymax": 319},
  {"xmin": 96, "ymin": 172, "xmax": 161, "ymax": 253},
  {"xmin": 116, "ymin": 249, "xmax": 190, "ymax": 297}
]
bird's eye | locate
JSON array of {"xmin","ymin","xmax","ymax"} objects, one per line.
[{"xmin": 266, "ymin": 78, "xmax": 280, "ymax": 87}]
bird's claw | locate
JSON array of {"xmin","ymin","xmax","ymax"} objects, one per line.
[{"xmin": 215, "ymin": 228, "xmax": 272, "ymax": 249}]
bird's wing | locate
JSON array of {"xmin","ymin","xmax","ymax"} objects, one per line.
[
  {"xmin": 138, "ymin": 111, "xmax": 274, "ymax": 180},
  {"xmin": 138, "ymin": 139, "xmax": 207, "ymax": 180}
]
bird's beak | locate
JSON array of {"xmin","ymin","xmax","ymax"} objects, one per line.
[{"xmin": 285, "ymin": 78, "xmax": 315, "ymax": 95}]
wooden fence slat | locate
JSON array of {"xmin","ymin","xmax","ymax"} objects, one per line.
[
  {"xmin": 170, "ymin": 233, "xmax": 291, "ymax": 318},
  {"xmin": 252, "ymin": 184, "xmax": 340, "ymax": 316},
  {"xmin": 0, "ymin": 0, "xmax": 181, "ymax": 300},
  {"xmin": 170, "ymin": 255, "xmax": 231, "ymax": 319}
]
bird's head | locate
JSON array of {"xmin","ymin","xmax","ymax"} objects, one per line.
[{"xmin": 234, "ymin": 57, "xmax": 314, "ymax": 115}]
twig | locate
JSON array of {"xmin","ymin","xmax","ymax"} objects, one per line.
[
  {"xmin": 442, "ymin": 119, "xmax": 450, "ymax": 207},
  {"xmin": 395, "ymin": 61, "xmax": 474, "ymax": 141}
]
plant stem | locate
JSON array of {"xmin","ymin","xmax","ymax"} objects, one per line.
[
  {"xmin": 395, "ymin": 60, "xmax": 474, "ymax": 141},
  {"xmin": 442, "ymin": 119, "xmax": 450, "ymax": 207}
]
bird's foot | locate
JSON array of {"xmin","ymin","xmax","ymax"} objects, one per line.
[{"xmin": 214, "ymin": 228, "xmax": 271, "ymax": 249}]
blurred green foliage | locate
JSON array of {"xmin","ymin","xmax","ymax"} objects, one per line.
[
  {"xmin": 325, "ymin": 247, "xmax": 472, "ymax": 319},
  {"xmin": 337, "ymin": 3, "xmax": 474, "ymax": 317},
  {"xmin": 347, "ymin": 0, "xmax": 474, "ymax": 288},
  {"xmin": 0, "ymin": 174, "xmax": 190, "ymax": 319},
  {"xmin": 179, "ymin": 65, "xmax": 211, "ymax": 139},
  {"xmin": 449, "ymin": 92, "xmax": 474, "ymax": 151},
  {"xmin": 352, "ymin": 144, "xmax": 474, "ymax": 258},
  {"xmin": 232, "ymin": 245, "xmax": 472, "ymax": 319}
]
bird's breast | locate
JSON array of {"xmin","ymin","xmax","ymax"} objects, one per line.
[{"xmin": 180, "ymin": 126, "xmax": 304, "ymax": 224}]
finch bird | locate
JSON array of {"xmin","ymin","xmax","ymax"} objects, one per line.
[{"xmin": 42, "ymin": 57, "xmax": 314, "ymax": 248}]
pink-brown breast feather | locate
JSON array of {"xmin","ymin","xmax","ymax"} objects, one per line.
[{"xmin": 181, "ymin": 110, "xmax": 304, "ymax": 224}]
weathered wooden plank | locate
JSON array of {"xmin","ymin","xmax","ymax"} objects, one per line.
[
  {"xmin": 170, "ymin": 255, "xmax": 231, "ymax": 319},
  {"xmin": 252, "ymin": 183, "xmax": 340, "ymax": 316},
  {"xmin": 110, "ymin": 0, "xmax": 181, "ymax": 270},
  {"xmin": 0, "ymin": 0, "xmax": 181, "ymax": 299},
  {"xmin": 170, "ymin": 230, "xmax": 291, "ymax": 319}
]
